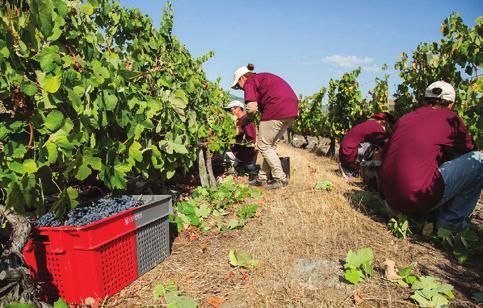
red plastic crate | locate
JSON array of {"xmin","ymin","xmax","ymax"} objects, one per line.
[{"xmin": 22, "ymin": 195, "xmax": 172, "ymax": 304}]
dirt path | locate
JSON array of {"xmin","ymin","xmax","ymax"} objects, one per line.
[{"xmin": 107, "ymin": 143, "xmax": 481, "ymax": 307}]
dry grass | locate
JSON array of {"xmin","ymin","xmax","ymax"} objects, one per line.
[{"xmin": 106, "ymin": 143, "xmax": 481, "ymax": 308}]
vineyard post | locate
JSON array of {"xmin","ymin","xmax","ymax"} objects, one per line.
[
  {"xmin": 198, "ymin": 148, "xmax": 210, "ymax": 187},
  {"xmin": 205, "ymin": 148, "xmax": 217, "ymax": 187},
  {"xmin": 327, "ymin": 137, "xmax": 336, "ymax": 157}
]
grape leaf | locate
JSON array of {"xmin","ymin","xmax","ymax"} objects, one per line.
[
  {"xmin": 237, "ymin": 204, "xmax": 258, "ymax": 220},
  {"xmin": 45, "ymin": 110, "xmax": 64, "ymax": 131},
  {"xmin": 21, "ymin": 81, "xmax": 38, "ymax": 96},
  {"xmin": 152, "ymin": 283, "xmax": 166, "ymax": 300},
  {"xmin": 229, "ymin": 249, "xmax": 258, "ymax": 269},
  {"xmin": 412, "ymin": 276, "xmax": 440, "ymax": 290},
  {"xmin": 31, "ymin": 0, "xmax": 54, "ymax": 37},
  {"xmin": 410, "ymin": 291, "xmax": 432, "ymax": 307},
  {"xmin": 313, "ymin": 180, "xmax": 333, "ymax": 191},
  {"xmin": 81, "ymin": 3, "xmax": 94, "ymax": 15},
  {"xmin": 344, "ymin": 268, "xmax": 364, "ymax": 284},
  {"xmin": 166, "ymin": 292, "xmax": 197, "ymax": 308},
  {"xmin": 398, "ymin": 262, "xmax": 417, "ymax": 277},
  {"xmin": 194, "ymin": 204, "xmax": 211, "ymax": 218},
  {"xmin": 129, "ymin": 141, "xmax": 143, "ymax": 162},
  {"xmin": 44, "ymin": 75, "xmax": 61, "ymax": 93},
  {"xmin": 76, "ymin": 164, "xmax": 91, "ymax": 181}
]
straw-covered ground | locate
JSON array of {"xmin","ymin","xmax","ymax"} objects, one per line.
[{"xmin": 107, "ymin": 141, "xmax": 482, "ymax": 308}]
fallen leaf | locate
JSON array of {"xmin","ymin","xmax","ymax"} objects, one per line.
[
  {"xmin": 384, "ymin": 259, "xmax": 402, "ymax": 281},
  {"xmin": 207, "ymin": 295, "xmax": 225, "ymax": 308},
  {"xmin": 200, "ymin": 242, "xmax": 208, "ymax": 253},
  {"xmin": 228, "ymin": 249, "xmax": 258, "ymax": 269},
  {"xmin": 241, "ymin": 271, "xmax": 250, "ymax": 281},
  {"xmin": 189, "ymin": 227, "xmax": 200, "ymax": 241},
  {"xmin": 353, "ymin": 292, "xmax": 364, "ymax": 305}
]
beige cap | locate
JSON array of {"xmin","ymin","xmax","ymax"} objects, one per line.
[
  {"xmin": 224, "ymin": 100, "xmax": 245, "ymax": 110},
  {"xmin": 231, "ymin": 65, "xmax": 253, "ymax": 89},
  {"xmin": 424, "ymin": 81, "xmax": 456, "ymax": 102}
]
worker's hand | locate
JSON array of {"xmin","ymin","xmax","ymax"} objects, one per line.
[
  {"xmin": 372, "ymin": 149, "xmax": 383, "ymax": 161},
  {"xmin": 246, "ymin": 101, "xmax": 258, "ymax": 114}
]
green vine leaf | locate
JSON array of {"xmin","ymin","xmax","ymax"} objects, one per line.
[
  {"xmin": 228, "ymin": 249, "xmax": 258, "ymax": 269},
  {"xmin": 43, "ymin": 75, "xmax": 61, "ymax": 93},
  {"xmin": 31, "ymin": 0, "xmax": 54, "ymax": 38},
  {"xmin": 81, "ymin": 3, "xmax": 94, "ymax": 15},
  {"xmin": 45, "ymin": 110, "xmax": 64, "ymax": 131}
]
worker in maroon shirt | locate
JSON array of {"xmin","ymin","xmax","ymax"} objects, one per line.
[
  {"xmin": 339, "ymin": 112, "xmax": 394, "ymax": 180},
  {"xmin": 380, "ymin": 81, "xmax": 482, "ymax": 231},
  {"xmin": 231, "ymin": 63, "xmax": 298, "ymax": 189},
  {"xmin": 223, "ymin": 100, "xmax": 257, "ymax": 173}
]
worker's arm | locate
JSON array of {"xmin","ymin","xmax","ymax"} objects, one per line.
[
  {"xmin": 246, "ymin": 101, "xmax": 258, "ymax": 114},
  {"xmin": 240, "ymin": 101, "xmax": 258, "ymax": 126}
]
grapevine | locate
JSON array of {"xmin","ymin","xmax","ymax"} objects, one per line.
[
  {"xmin": 394, "ymin": 13, "xmax": 481, "ymax": 146},
  {"xmin": 0, "ymin": 0, "xmax": 235, "ymax": 217}
]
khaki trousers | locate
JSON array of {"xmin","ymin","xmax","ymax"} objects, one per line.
[{"xmin": 256, "ymin": 118, "xmax": 294, "ymax": 181}]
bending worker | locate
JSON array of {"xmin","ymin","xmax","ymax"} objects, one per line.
[
  {"xmin": 339, "ymin": 112, "xmax": 394, "ymax": 180},
  {"xmin": 231, "ymin": 63, "xmax": 299, "ymax": 189},
  {"xmin": 380, "ymin": 81, "xmax": 482, "ymax": 231},
  {"xmin": 223, "ymin": 100, "xmax": 257, "ymax": 174}
]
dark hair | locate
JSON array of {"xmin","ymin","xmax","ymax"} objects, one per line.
[
  {"xmin": 243, "ymin": 63, "xmax": 255, "ymax": 78},
  {"xmin": 383, "ymin": 112, "xmax": 395, "ymax": 126},
  {"xmin": 371, "ymin": 112, "xmax": 395, "ymax": 127},
  {"xmin": 423, "ymin": 86, "xmax": 453, "ymax": 106},
  {"xmin": 423, "ymin": 96, "xmax": 452, "ymax": 107}
]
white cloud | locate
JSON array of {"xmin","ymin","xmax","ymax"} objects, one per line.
[
  {"xmin": 363, "ymin": 64, "xmax": 382, "ymax": 73},
  {"xmin": 299, "ymin": 54, "xmax": 383, "ymax": 74},
  {"xmin": 323, "ymin": 55, "xmax": 374, "ymax": 68}
]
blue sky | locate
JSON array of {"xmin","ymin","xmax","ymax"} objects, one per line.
[{"xmin": 119, "ymin": 0, "xmax": 481, "ymax": 99}]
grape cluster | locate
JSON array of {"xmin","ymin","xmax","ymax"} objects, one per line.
[
  {"xmin": 34, "ymin": 212, "xmax": 62, "ymax": 227},
  {"xmin": 34, "ymin": 196, "xmax": 144, "ymax": 227}
]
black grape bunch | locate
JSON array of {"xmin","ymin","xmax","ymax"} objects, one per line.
[{"xmin": 35, "ymin": 196, "xmax": 143, "ymax": 227}]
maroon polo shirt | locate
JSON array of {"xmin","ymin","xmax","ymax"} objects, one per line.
[
  {"xmin": 339, "ymin": 119, "xmax": 387, "ymax": 167},
  {"xmin": 243, "ymin": 73, "xmax": 298, "ymax": 121},
  {"xmin": 380, "ymin": 106, "xmax": 474, "ymax": 214},
  {"xmin": 232, "ymin": 115, "xmax": 257, "ymax": 163}
]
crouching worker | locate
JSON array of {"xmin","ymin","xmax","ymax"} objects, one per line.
[
  {"xmin": 380, "ymin": 81, "xmax": 482, "ymax": 231},
  {"xmin": 339, "ymin": 112, "xmax": 394, "ymax": 182},
  {"xmin": 224, "ymin": 100, "xmax": 257, "ymax": 174},
  {"xmin": 231, "ymin": 63, "xmax": 298, "ymax": 189}
]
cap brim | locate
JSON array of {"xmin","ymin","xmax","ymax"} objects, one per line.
[{"xmin": 231, "ymin": 79, "xmax": 240, "ymax": 89}]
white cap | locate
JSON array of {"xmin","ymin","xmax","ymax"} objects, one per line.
[
  {"xmin": 231, "ymin": 66, "xmax": 251, "ymax": 89},
  {"xmin": 224, "ymin": 100, "xmax": 245, "ymax": 110},
  {"xmin": 424, "ymin": 81, "xmax": 456, "ymax": 102}
]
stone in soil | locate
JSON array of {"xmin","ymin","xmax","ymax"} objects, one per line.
[{"xmin": 288, "ymin": 259, "xmax": 354, "ymax": 295}]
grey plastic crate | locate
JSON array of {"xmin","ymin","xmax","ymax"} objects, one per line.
[{"xmin": 131, "ymin": 195, "xmax": 172, "ymax": 275}]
